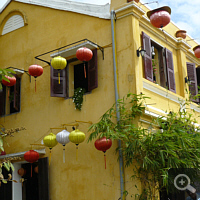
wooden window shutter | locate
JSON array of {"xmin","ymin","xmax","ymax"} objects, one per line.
[
  {"xmin": 165, "ymin": 48, "xmax": 176, "ymax": 93},
  {"xmin": 50, "ymin": 66, "xmax": 66, "ymax": 97},
  {"xmin": 14, "ymin": 77, "xmax": 21, "ymax": 111},
  {"xmin": 88, "ymin": 49, "xmax": 98, "ymax": 91},
  {"xmin": 187, "ymin": 62, "xmax": 198, "ymax": 102},
  {"xmin": 0, "ymin": 86, "xmax": 6, "ymax": 116},
  {"xmin": 0, "ymin": 168, "xmax": 12, "ymax": 200},
  {"xmin": 142, "ymin": 32, "xmax": 153, "ymax": 82},
  {"xmin": 38, "ymin": 157, "xmax": 49, "ymax": 200}
]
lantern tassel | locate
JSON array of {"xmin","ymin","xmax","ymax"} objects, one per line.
[
  {"xmin": 58, "ymin": 72, "xmax": 60, "ymax": 84},
  {"xmin": 104, "ymin": 153, "xmax": 106, "ymax": 169},
  {"xmin": 35, "ymin": 79, "xmax": 37, "ymax": 92},
  {"xmin": 76, "ymin": 144, "xmax": 78, "ymax": 161},
  {"xmin": 84, "ymin": 63, "xmax": 86, "ymax": 79},
  {"xmin": 63, "ymin": 148, "xmax": 65, "ymax": 163},
  {"xmin": 49, "ymin": 149, "xmax": 52, "ymax": 166}
]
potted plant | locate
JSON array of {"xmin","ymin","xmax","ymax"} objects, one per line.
[
  {"xmin": 175, "ymin": 30, "xmax": 187, "ymax": 39},
  {"xmin": 72, "ymin": 87, "xmax": 86, "ymax": 111}
]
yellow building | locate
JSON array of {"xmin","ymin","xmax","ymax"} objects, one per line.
[{"xmin": 0, "ymin": 0, "xmax": 200, "ymax": 199}]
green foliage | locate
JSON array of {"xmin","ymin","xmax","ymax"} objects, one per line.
[
  {"xmin": 0, "ymin": 68, "xmax": 16, "ymax": 90},
  {"xmin": 72, "ymin": 87, "xmax": 86, "ymax": 110},
  {"xmin": 88, "ymin": 93, "xmax": 200, "ymax": 199}
]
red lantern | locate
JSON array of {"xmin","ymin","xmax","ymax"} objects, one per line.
[
  {"xmin": 28, "ymin": 65, "xmax": 43, "ymax": 92},
  {"xmin": 76, "ymin": 47, "xmax": 93, "ymax": 78},
  {"xmin": 193, "ymin": 45, "xmax": 200, "ymax": 58},
  {"xmin": 24, "ymin": 150, "xmax": 39, "ymax": 177},
  {"xmin": 94, "ymin": 137, "xmax": 112, "ymax": 169},
  {"xmin": 0, "ymin": 151, "xmax": 6, "ymax": 156},
  {"xmin": 2, "ymin": 75, "xmax": 16, "ymax": 87},
  {"xmin": 147, "ymin": 6, "xmax": 171, "ymax": 28},
  {"xmin": 18, "ymin": 168, "xmax": 26, "ymax": 177}
]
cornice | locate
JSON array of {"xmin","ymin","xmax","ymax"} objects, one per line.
[{"xmin": 115, "ymin": 2, "xmax": 145, "ymax": 20}]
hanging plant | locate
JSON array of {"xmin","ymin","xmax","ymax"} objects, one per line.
[{"xmin": 72, "ymin": 87, "xmax": 86, "ymax": 111}]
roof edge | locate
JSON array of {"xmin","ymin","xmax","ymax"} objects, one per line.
[{"xmin": 1, "ymin": 0, "xmax": 110, "ymax": 19}]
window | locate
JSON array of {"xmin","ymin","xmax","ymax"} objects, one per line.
[
  {"xmin": 186, "ymin": 62, "xmax": 200, "ymax": 103},
  {"xmin": 0, "ymin": 157, "xmax": 49, "ymax": 200},
  {"xmin": 51, "ymin": 49, "xmax": 98, "ymax": 97},
  {"xmin": 142, "ymin": 31, "xmax": 176, "ymax": 93},
  {"xmin": 0, "ymin": 76, "xmax": 21, "ymax": 116},
  {"xmin": 2, "ymin": 15, "xmax": 24, "ymax": 35}
]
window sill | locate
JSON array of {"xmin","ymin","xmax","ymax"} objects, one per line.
[{"xmin": 143, "ymin": 78, "xmax": 181, "ymax": 104}]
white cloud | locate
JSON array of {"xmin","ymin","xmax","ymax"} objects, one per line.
[{"xmin": 146, "ymin": 0, "xmax": 200, "ymax": 43}]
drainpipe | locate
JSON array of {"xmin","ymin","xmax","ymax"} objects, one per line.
[{"xmin": 111, "ymin": 10, "xmax": 125, "ymax": 200}]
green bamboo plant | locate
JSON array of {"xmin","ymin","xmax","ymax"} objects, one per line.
[{"xmin": 88, "ymin": 93, "xmax": 200, "ymax": 199}]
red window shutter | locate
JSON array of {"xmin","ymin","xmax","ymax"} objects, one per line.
[
  {"xmin": 50, "ymin": 66, "xmax": 66, "ymax": 97},
  {"xmin": 14, "ymin": 77, "xmax": 21, "ymax": 111},
  {"xmin": 88, "ymin": 49, "xmax": 98, "ymax": 91},
  {"xmin": 187, "ymin": 62, "xmax": 198, "ymax": 102},
  {"xmin": 142, "ymin": 32, "xmax": 153, "ymax": 82},
  {"xmin": 165, "ymin": 48, "xmax": 176, "ymax": 93}
]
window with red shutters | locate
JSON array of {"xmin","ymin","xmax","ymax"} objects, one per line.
[
  {"xmin": 186, "ymin": 62, "xmax": 199, "ymax": 103},
  {"xmin": 0, "ymin": 76, "xmax": 21, "ymax": 117},
  {"xmin": 142, "ymin": 31, "xmax": 176, "ymax": 93},
  {"xmin": 50, "ymin": 49, "xmax": 98, "ymax": 97}
]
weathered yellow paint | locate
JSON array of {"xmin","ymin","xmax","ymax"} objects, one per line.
[{"xmin": 0, "ymin": 1, "xmax": 200, "ymax": 200}]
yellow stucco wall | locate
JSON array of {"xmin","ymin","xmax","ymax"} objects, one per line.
[{"xmin": 1, "ymin": 1, "xmax": 200, "ymax": 200}]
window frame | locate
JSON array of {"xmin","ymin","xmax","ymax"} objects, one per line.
[
  {"xmin": 50, "ymin": 49, "xmax": 98, "ymax": 98},
  {"xmin": 142, "ymin": 31, "xmax": 176, "ymax": 93},
  {"xmin": 0, "ymin": 75, "xmax": 21, "ymax": 117}
]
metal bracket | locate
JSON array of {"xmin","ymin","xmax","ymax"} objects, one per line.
[{"xmin": 35, "ymin": 39, "xmax": 104, "ymax": 65}]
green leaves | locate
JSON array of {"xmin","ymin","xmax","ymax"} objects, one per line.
[{"xmin": 72, "ymin": 87, "xmax": 86, "ymax": 110}]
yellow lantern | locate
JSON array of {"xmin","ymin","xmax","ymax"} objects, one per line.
[
  {"xmin": 43, "ymin": 133, "xmax": 58, "ymax": 165},
  {"xmin": 69, "ymin": 129, "xmax": 85, "ymax": 160},
  {"xmin": 50, "ymin": 56, "xmax": 67, "ymax": 84}
]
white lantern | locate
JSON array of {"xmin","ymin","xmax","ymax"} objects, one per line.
[{"xmin": 56, "ymin": 130, "xmax": 70, "ymax": 163}]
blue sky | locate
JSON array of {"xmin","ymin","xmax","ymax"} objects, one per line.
[{"xmin": 0, "ymin": 0, "xmax": 200, "ymax": 43}]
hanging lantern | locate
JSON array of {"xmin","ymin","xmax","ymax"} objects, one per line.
[
  {"xmin": 43, "ymin": 133, "xmax": 58, "ymax": 165},
  {"xmin": 2, "ymin": 75, "xmax": 16, "ymax": 87},
  {"xmin": 94, "ymin": 137, "xmax": 112, "ymax": 169},
  {"xmin": 69, "ymin": 129, "xmax": 85, "ymax": 160},
  {"xmin": 193, "ymin": 45, "xmax": 200, "ymax": 58},
  {"xmin": 2, "ymin": 75, "xmax": 16, "ymax": 99},
  {"xmin": 34, "ymin": 166, "xmax": 38, "ymax": 174},
  {"xmin": 147, "ymin": 6, "xmax": 171, "ymax": 28},
  {"xmin": 24, "ymin": 150, "xmax": 39, "ymax": 177},
  {"xmin": 18, "ymin": 168, "xmax": 26, "ymax": 177},
  {"xmin": 56, "ymin": 130, "xmax": 70, "ymax": 163},
  {"xmin": 76, "ymin": 47, "xmax": 93, "ymax": 78},
  {"xmin": 50, "ymin": 56, "xmax": 67, "ymax": 84},
  {"xmin": 0, "ymin": 151, "xmax": 6, "ymax": 156},
  {"xmin": 28, "ymin": 65, "xmax": 43, "ymax": 92}
]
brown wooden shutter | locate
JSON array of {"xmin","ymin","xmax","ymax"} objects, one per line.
[
  {"xmin": 38, "ymin": 157, "xmax": 49, "ymax": 200},
  {"xmin": 165, "ymin": 48, "xmax": 176, "ymax": 93},
  {"xmin": 0, "ymin": 168, "xmax": 12, "ymax": 200},
  {"xmin": 50, "ymin": 66, "xmax": 66, "ymax": 97},
  {"xmin": 0, "ymin": 86, "xmax": 6, "ymax": 116},
  {"xmin": 14, "ymin": 77, "xmax": 21, "ymax": 111},
  {"xmin": 142, "ymin": 32, "xmax": 153, "ymax": 82},
  {"xmin": 187, "ymin": 62, "xmax": 198, "ymax": 102},
  {"xmin": 88, "ymin": 49, "xmax": 98, "ymax": 91}
]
